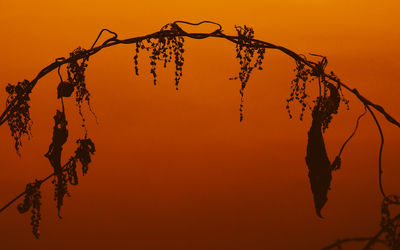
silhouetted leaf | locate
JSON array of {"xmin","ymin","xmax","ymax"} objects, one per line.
[{"xmin": 306, "ymin": 102, "xmax": 332, "ymax": 218}]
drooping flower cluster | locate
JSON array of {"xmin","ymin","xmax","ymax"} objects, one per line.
[
  {"xmin": 286, "ymin": 55, "xmax": 350, "ymax": 123},
  {"xmin": 65, "ymin": 47, "xmax": 97, "ymax": 128},
  {"xmin": 67, "ymin": 47, "xmax": 90, "ymax": 107},
  {"xmin": 5, "ymin": 79, "xmax": 33, "ymax": 154},
  {"xmin": 286, "ymin": 62, "xmax": 312, "ymax": 121},
  {"xmin": 134, "ymin": 23, "xmax": 185, "ymax": 90},
  {"xmin": 232, "ymin": 25, "xmax": 266, "ymax": 121}
]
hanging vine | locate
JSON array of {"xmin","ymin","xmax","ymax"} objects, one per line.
[{"xmin": 0, "ymin": 21, "xmax": 399, "ymax": 249}]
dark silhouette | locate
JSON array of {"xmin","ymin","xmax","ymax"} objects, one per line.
[{"xmin": 0, "ymin": 20, "xmax": 399, "ymax": 249}]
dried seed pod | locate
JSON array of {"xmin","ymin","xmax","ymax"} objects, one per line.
[{"xmin": 57, "ymin": 81, "xmax": 75, "ymax": 99}]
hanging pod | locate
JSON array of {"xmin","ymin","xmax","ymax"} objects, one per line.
[{"xmin": 57, "ymin": 81, "xmax": 75, "ymax": 99}]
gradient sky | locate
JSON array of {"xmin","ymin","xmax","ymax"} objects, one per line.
[{"xmin": 1, "ymin": 1, "xmax": 400, "ymax": 249}]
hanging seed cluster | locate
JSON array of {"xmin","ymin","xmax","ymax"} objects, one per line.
[
  {"xmin": 315, "ymin": 82, "xmax": 340, "ymax": 132},
  {"xmin": 66, "ymin": 47, "xmax": 96, "ymax": 128},
  {"xmin": 286, "ymin": 62, "xmax": 313, "ymax": 121},
  {"xmin": 5, "ymin": 79, "xmax": 33, "ymax": 154},
  {"xmin": 232, "ymin": 25, "xmax": 265, "ymax": 121},
  {"xmin": 67, "ymin": 47, "xmax": 90, "ymax": 106},
  {"xmin": 17, "ymin": 181, "xmax": 42, "ymax": 239},
  {"xmin": 286, "ymin": 59, "xmax": 350, "ymax": 122},
  {"xmin": 134, "ymin": 23, "xmax": 185, "ymax": 90},
  {"xmin": 75, "ymin": 138, "xmax": 96, "ymax": 175}
]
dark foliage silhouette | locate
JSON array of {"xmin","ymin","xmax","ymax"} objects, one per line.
[
  {"xmin": 0, "ymin": 20, "xmax": 399, "ymax": 249},
  {"xmin": 5, "ymin": 79, "xmax": 32, "ymax": 155}
]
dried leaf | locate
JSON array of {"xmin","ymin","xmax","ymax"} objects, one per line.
[
  {"xmin": 45, "ymin": 110, "xmax": 68, "ymax": 172},
  {"xmin": 44, "ymin": 110, "xmax": 69, "ymax": 218},
  {"xmin": 306, "ymin": 101, "xmax": 332, "ymax": 218},
  {"xmin": 75, "ymin": 138, "xmax": 95, "ymax": 175},
  {"xmin": 17, "ymin": 181, "xmax": 42, "ymax": 238},
  {"xmin": 57, "ymin": 81, "xmax": 75, "ymax": 99}
]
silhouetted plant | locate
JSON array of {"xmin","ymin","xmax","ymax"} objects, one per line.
[{"xmin": 0, "ymin": 21, "xmax": 399, "ymax": 249}]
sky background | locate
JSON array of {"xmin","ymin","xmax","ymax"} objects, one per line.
[{"xmin": 0, "ymin": 1, "xmax": 399, "ymax": 249}]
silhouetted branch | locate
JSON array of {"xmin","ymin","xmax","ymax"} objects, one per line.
[{"xmin": 1, "ymin": 21, "xmax": 399, "ymax": 129}]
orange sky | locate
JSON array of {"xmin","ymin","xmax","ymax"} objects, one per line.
[{"xmin": 1, "ymin": 1, "xmax": 400, "ymax": 249}]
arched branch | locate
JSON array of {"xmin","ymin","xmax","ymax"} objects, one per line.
[{"xmin": 1, "ymin": 21, "xmax": 399, "ymax": 128}]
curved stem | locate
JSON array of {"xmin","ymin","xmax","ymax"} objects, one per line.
[{"xmin": 366, "ymin": 105, "xmax": 386, "ymax": 198}]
